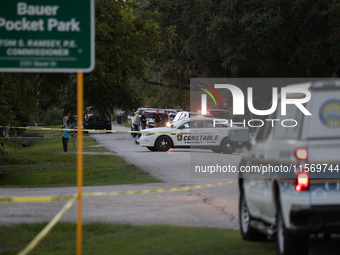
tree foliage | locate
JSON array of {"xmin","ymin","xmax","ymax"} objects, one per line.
[
  {"xmin": 1, "ymin": 0, "xmax": 169, "ymax": 135},
  {"xmin": 3, "ymin": 0, "xmax": 338, "ymax": 135},
  {"xmin": 143, "ymin": 0, "xmax": 340, "ymax": 81},
  {"xmin": 0, "ymin": 72, "xmax": 71, "ymax": 137},
  {"xmin": 0, "ymin": 73, "xmax": 41, "ymax": 136},
  {"xmin": 62, "ymin": 0, "xmax": 169, "ymax": 116},
  {"xmin": 133, "ymin": 0, "xmax": 340, "ymax": 109}
]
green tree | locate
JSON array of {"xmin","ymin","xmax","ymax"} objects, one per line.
[
  {"xmin": 0, "ymin": 73, "xmax": 38, "ymax": 136},
  {"xmin": 142, "ymin": 0, "xmax": 340, "ymax": 81},
  {"xmin": 61, "ymin": 0, "xmax": 171, "ymax": 116},
  {"xmin": 1, "ymin": 0, "xmax": 170, "ymax": 135},
  {"xmin": 0, "ymin": 71, "xmax": 72, "ymax": 137}
]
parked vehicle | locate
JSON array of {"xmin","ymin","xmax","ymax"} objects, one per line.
[
  {"xmin": 84, "ymin": 107, "xmax": 111, "ymax": 133},
  {"xmin": 139, "ymin": 117, "xmax": 248, "ymax": 153},
  {"xmin": 145, "ymin": 110, "xmax": 157, "ymax": 128},
  {"xmin": 142, "ymin": 109, "xmax": 178, "ymax": 128},
  {"xmin": 230, "ymin": 80, "xmax": 340, "ymax": 255},
  {"xmin": 136, "ymin": 107, "xmax": 158, "ymax": 115}
]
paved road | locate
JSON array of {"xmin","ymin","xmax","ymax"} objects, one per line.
[{"xmin": 0, "ymin": 124, "xmax": 240, "ymax": 229}]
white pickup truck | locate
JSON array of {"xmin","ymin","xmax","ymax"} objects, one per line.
[{"xmin": 230, "ymin": 80, "xmax": 340, "ymax": 255}]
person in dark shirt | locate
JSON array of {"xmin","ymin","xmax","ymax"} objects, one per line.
[
  {"xmin": 161, "ymin": 110, "xmax": 169, "ymax": 127},
  {"xmin": 153, "ymin": 110, "xmax": 162, "ymax": 127},
  {"xmin": 141, "ymin": 111, "xmax": 147, "ymax": 129}
]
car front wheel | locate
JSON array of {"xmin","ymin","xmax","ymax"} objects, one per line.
[
  {"xmin": 220, "ymin": 139, "xmax": 237, "ymax": 154},
  {"xmin": 155, "ymin": 136, "xmax": 172, "ymax": 151}
]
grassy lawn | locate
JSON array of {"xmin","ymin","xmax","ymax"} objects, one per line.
[
  {"xmin": 23, "ymin": 125, "xmax": 90, "ymax": 138},
  {"xmin": 0, "ymin": 223, "xmax": 276, "ymax": 255},
  {"xmin": 112, "ymin": 122, "xmax": 131, "ymax": 128},
  {"xmin": 120, "ymin": 123, "xmax": 131, "ymax": 128},
  {"xmin": 0, "ymin": 128, "xmax": 160, "ymax": 187},
  {"xmin": 235, "ymin": 148, "xmax": 243, "ymax": 154}
]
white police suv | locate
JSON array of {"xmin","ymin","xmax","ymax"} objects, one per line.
[
  {"xmin": 229, "ymin": 80, "xmax": 340, "ymax": 255},
  {"xmin": 138, "ymin": 117, "xmax": 247, "ymax": 153}
]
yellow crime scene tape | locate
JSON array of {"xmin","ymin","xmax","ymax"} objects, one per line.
[
  {"xmin": 17, "ymin": 194, "xmax": 77, "ymax": 255},
  {"xmin": 1, "ymin": 125, "xmax": 241, "ymax": 254},
  {"xmin": 0, "ymin": 195, "xmax": 75, "ymax": 204},
  {"xmin": 0, "ymin": 125, "xmax": 246, "ymax": 135},
  {"xmin": 9, "ymin": 181, "xmax": 238, "ymax": 255},
  {"xmin": 0, "ymin": 181, "xmax": 238, "ymax": 204},
  {"xmin": 82, "ymin": 180, "xmax": 238, "ymax": 197}
]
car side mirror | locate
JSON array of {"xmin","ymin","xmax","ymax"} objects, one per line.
[{"xmin": 170, "ymin": 124, "xmax": 174, "ymax": 128}]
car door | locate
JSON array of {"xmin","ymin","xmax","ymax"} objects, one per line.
[
  {"xmin": 189, "ymin": 119, "xmax": 204, "ymax": 147},
  {"xmin": 175, "ymin": 121, "xmax": 190, "ymax": 146},
  {"xmin": 205, "ymin": 120, "xmax": 223, "ymax": 146},
  {"xmin": 200, "ymin": 119, "xmax": 220, "ymax": 147},
  {"xmin": 187, "ymin": 119, "xmax": 216, "ymax": 147}
]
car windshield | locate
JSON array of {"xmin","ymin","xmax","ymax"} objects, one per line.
[
  {"xmin": 145, "ymin": 112, "xmax": 156, "ymax": 118},
  {"xmin": 172, "ymin": 119, "xmax": 188, "ymax": 128},
  {"xmin": 173, "ymin": 113, "xmax": 183, "ymax": 121}
]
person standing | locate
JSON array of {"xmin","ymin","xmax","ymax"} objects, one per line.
[
  {"xmin": 133, "ymin": 111, "xmax": 141, "ymax": 138},
  {"xmin": 161, "ymin": 110, "xmax": 169, "ymax": 127},
  {"xmin": 141, "ymin": 111, "xmax": 147, "ymax": 130},
  {"xmin": 62, "ymin": 119, "xmax": 72, "ymax": 152},
  {"xmin": 153, "ymin": 110, "xmax": 162, "ymax": 128}
]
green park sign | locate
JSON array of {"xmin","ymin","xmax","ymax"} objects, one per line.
[{"xmin": 0, "ymin": 0, "xmax": 94, "ymax": 72}]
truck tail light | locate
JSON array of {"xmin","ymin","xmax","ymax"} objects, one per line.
[
  {"xmin": 294, "ymin": 148, "xmax": 308, "ymax": 160},
  {"xmin": 295, "ymin": 172, "xmax": 309, "ymax": 192}
]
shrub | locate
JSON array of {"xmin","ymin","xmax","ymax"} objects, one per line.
[{"xmin": 41, "ymin": 108, "xmax": 63, "ymax": 126}]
